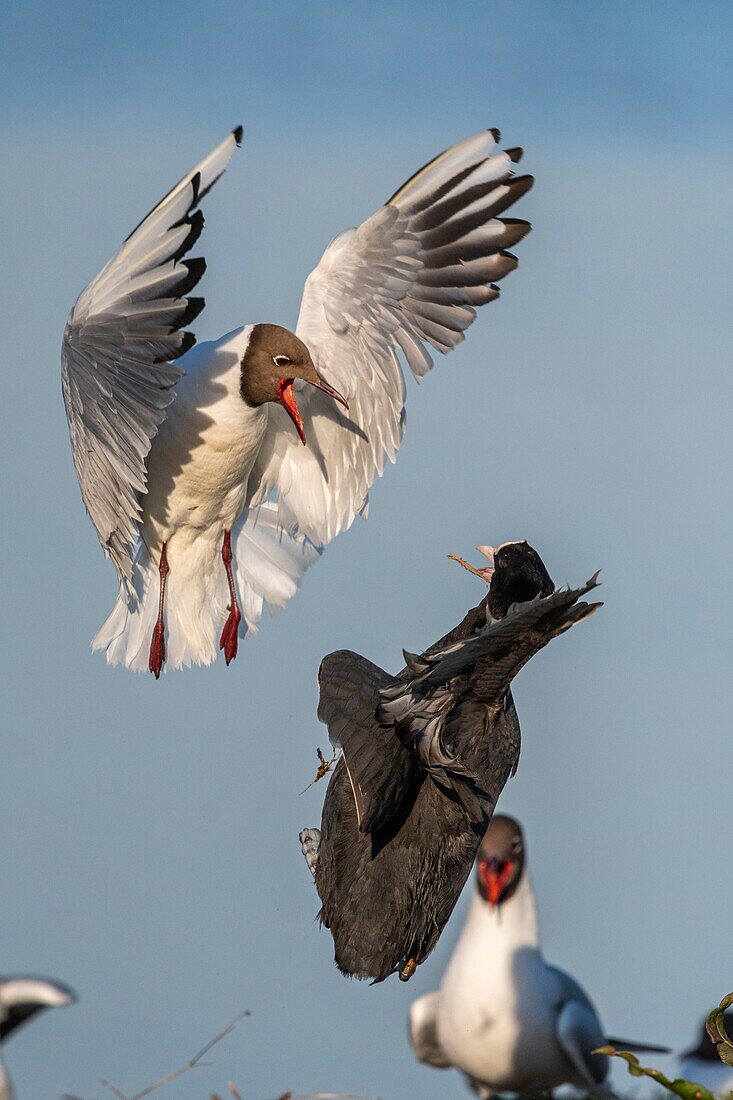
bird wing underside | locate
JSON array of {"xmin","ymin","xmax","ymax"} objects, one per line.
[
  {"xmin": 377, "ymin": 577, "xmax": 601, "ymax": 798},
  {"xmin": 317, "ymin": 650, "xmax": 419, "ymax": 835},
  {"xmin": 468, "ymin": 574, "xmax": 602, "ymax": 703},
  {"xmin": 61, "ymin": 128, "xmax": 241, "ymax": 594}
]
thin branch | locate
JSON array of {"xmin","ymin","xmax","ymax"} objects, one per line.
[
  {"xmin": 447, "ymin": 553, "xmax": 491, "ymax": 582},
  {"xmin": 100, "ymin": 1011, "xmax": 251, "ymax": 1100}
]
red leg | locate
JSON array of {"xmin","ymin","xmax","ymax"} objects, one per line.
[
  {"xmin": 219, "ymin": 529, "xmax": 241, "ymax": 665},
  {"xmin": 148, "ymin": 542, "xmax": 170, "ymax": 679}
]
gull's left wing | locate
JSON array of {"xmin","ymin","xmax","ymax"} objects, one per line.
[
  {"xmin": 246, "ymin": 128, "xmax": 532, "ymax": 547},
  {"xmin": 61, "ymin": 127, "xmax": 242, "ymax": 596}
]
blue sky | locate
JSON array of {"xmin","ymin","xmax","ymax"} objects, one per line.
[{"xmin": 1, "ymin": 1, "xmax": 732, "ymax": 1097}]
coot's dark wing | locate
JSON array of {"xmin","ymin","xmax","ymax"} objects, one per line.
[
  {"xmin": 317, "ymin": 650, "xmax": 419, "ymax": 835},
  {"xmin": 379, "ymin": 577, "xmax": 600, "ymax": 789},
  {"xmin": 469, "ymin": 575, "xmax": 601, "ymax": 703}
]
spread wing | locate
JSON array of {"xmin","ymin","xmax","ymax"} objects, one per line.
[
  {"xmin": 61, "ymin": 127, "xmax": 242, "ymax": 594},
  {"xmin": 246, "ymin": 128, "xmax": 532, "ymax": 546},
  {"xmin": 317, "ymin": 650, "xmax": 419, "ymax": 835},
  {"xmin": 378, "ymin": 577, "xmax": 602, "ymax": 781}
]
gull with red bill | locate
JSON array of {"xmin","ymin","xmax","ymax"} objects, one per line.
[
  {"xmin": 410, "ymin": 815, "xmax": 668, "ymax": 1097},
  {"xmin": 61, "ymin": 123, "xmax": 535, "ymax": 674}
]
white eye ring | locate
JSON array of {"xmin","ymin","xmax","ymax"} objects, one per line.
[
  {"xmin": 511, "ymin": 837, "xmax": 523, "ymax": 853},
  {"xmin": 273, "ymin": 355, "xmax": 291, "ymax": 368}
]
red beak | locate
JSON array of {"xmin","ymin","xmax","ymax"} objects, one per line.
[
  {"xmin": 277, "ymin": 377, "xmax": 349, "ymax": 446},
  {"xmin": 478, "ymin": 858, "xmax": 514, "ymax": 907}
]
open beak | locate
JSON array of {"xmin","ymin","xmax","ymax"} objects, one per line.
[
  {"xmin": 476, "ymin": 546, "xmax": 496, "ymax": 580},
  {"xmin": 278, "ymin": 380, "xmax": 306, "ymax": 445},
  {"xmin": 478, "ymin": 857, "xmax": 514, "ymax": 907},
  {"xmin": 278, "ymin": 377, "xmax": 349, "ymax": 446}
]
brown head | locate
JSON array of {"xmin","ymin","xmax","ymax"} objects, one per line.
[
  {"xmin": 475, "ymin": 814, "xmax": 526, "ymax": 907},
  {"xmin": 240, "ymin": 323, "xmax": 348, "ymax": 444}
]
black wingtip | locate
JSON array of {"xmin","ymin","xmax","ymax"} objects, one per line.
[
  {"xmin": 233, "ymin": 124, "xmax": 244, "ymax": 145},
  {"xmin": 489, "ymin": 127, "xmax": 501, "ymax": 142},
  {"xmin": 506, "ymin": 147, "xmax": 523, "ymax": 163},
  {"xmin": 154, "ymin": 329, "xmax": 196, "ymax": 363},
  {"xmin": 176, "ymin": 256, "xmax": 207, "ymax": 296},
  {"xmin": 171, "ymin": 208, "xmax": 205, "ymax": 262},
  {"xmin": 176, "ymin": 296, "xmax": 205, "ymax": 329},
  {"xmin": 190, "ymin": 171, "xmax": 201, "ymax": 206}
]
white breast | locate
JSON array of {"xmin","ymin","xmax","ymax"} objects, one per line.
[
  {"xmin": 436, "ymin": 877, "xmax": 570, "ymax": 1093},
  {"xmin": 142, "ymin": 326, "xmax": 267, "ymax": 553}
]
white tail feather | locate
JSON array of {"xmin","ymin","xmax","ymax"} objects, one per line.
[
  {"xmin": 299, "ymin": 828, "xmax": 321, "ymax": 877},
  {"xmin": 92, "ymin": 502, "xmax": 321, "ymax": 671}
]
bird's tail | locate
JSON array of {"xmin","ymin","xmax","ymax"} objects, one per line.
[
  {"xmin": 92, "ymin": 502, "xmax": 321, "ymax": 672},
  {"xmin": 605, "ymin": 1037, "xmax": 670, "ymax": 1054}
]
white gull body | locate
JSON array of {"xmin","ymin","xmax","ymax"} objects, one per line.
[{"xmin": 410, "ymin": 838, "xmax": 610, "ymax": 1095}]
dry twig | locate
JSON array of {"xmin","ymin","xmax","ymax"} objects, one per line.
[
  {"xmin": 447, "ymin": 552, "xmax": 491, "ymax": 582},
  {"xmin": 98, "ymin": 1010, "xmax": 250, "ymax": 1100}
]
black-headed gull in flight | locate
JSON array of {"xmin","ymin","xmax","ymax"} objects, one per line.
[
  {"xmin": 300, "ymin": 544, "xmax": 601, "ymax": 982},
  {"xmin": 62, "ymin": 126, "xmax": 534, "ymax": 675},
  {"xmin": 409, "ymin": 815, "xmax": 667, "ymax": 1096},
  {"xmin": 0, "ymin": 976, "xmax": 76, "ymax": 1100}
]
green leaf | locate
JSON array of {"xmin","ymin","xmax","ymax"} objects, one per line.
[{"xmin": 595, "ymin": 1047, "xmax": 717, "ymax": 1100}]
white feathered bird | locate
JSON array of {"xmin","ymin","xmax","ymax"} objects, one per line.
[
  {"xmin": 409, "ymin": 816, "xmax": 667, "ymax": 1097},
  {"xmin": 0, "ymin": 976, "xmax": 76, "ymax": 1100},
  {"xmin": 62, "ymin": 125, "xmax": 534, "ymax": 675}
]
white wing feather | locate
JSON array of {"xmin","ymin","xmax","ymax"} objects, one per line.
[
  {"xmin": 61, "ymin": 128, "xmax": 242, "ymax": 594},
  {"xmin": 246, "ymin": 129, "xmax": 532, "ymax": 546}
]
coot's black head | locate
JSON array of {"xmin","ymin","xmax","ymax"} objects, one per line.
[
  {"xmin": 475, "ymin": 814, "xmax": 525, "ymax": 908},
  {"xmin": 486, "ymin": 541, "xmax": 554, "ymax": 620}
]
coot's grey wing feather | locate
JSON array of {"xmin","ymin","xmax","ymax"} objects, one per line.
[
  {"xmin": 61, "ymin": 127, "xmax": 242, "ymax": 594},
  {"xmin": 469, "ymin": 575, "xmax": 602, "ymax": 703},
  {"xmin": 317, "ymin": 650, "xmax": 419, "ymax": 835},
  {"xmin": 378, "ymin": 577, "xmax": 600, "ymax": 788}
]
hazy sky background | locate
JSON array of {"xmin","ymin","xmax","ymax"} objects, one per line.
[{"xmin": 1, "ymin": 1, "xmax": 732, "ymax": 1097}]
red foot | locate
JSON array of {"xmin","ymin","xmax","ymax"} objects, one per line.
[
  {"xmin": 219, "ymin": 605, "xmax": 241, "ymax": 665},
  {"xmin": 149, "ymin": 621, "xmax": 166, "ymax": 679}
]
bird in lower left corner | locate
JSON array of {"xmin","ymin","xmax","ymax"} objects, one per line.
[
  {"xmin": 409, "ymin": 815, "xmax": 668, "ymax": 1097},
  {"xmin": 0, "ymin": 976, "xmax": 76, "ymax": 1100}
]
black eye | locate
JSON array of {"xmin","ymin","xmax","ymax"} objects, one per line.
[
  {"xmin": 273, "ymin": 355, "xmax": 291, "ymax": 368},
  {"xmin": 511, "ymin": 837, "xmax": 523, "ymax": 854}
]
